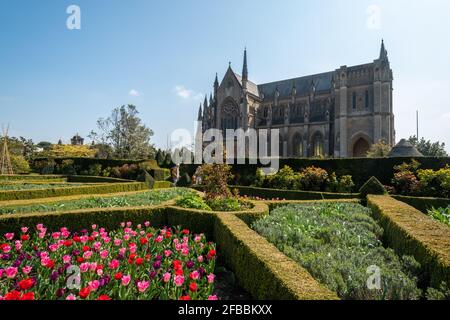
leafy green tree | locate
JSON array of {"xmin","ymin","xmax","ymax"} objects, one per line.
[
  {"xmin": 37, "ymin": 141, "xmax": 52, "ymax": 151},
  {"xmin": 408, "ymin": 136, "xmax": 448, "ymax": 157},
  {"xmin": 89, "ymin": 105, "xmax": 156, "ymax": 160},
  {"xmin": 366, "ymin": 140, "xmax": 392, "ymax": 158}
]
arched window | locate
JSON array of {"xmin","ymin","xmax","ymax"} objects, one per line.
[
  {"xmin": 312, "ymin": 133, "xmax": 324, "ymax": 157},
  {"xmin": 365, "ymin": 90, "xmax": 370, "ymax": 109},
  {"xmin": 292, "ymin": 133, "xmax": 303, "ymax": 157},
  {"xmin": 352, "ymin": 92, "xmax": 357, "ymax": 110}
]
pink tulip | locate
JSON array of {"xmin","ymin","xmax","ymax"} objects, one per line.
[
  {"xmin": 208, "ymin": 295, "xmax": 218, "ymax": 300},
  {"xmin": 144, "ymin": 221, "xmax": 150, "ymax": 227},
  {"xmin": 163, "ymin": 272, "xmax": 171, "ymax": 283},
  {"xmin": 122, "ymin": 275, "xmax": 131, "ymax": 286},
  {"xmin": 197, "ymin": 255, "xmax": 204, "ymax": 263},
  {"xmin": 100, "ymin": 250, "xmax": 109, "ymax": 259},
  {"xmin": 164, "ymin": 250, "xmax": 172, "ymax": 257},
  {"xmin": 5, "ymin": 233, "xmax": 14, "ymax": 241},
  {"xmin": 92, "ymin": 224, "xmax": 97, "ymax": 230},
  {"xmin": 80, "ymin": 263, "xmax": 90, "ymax": 273},
  {"xmin": 21, "ymin": 227, "xmax": 28, "ymax": 233},
  {"xmin": 1, "ymin": 244, "xmax": 11, "ymax": 253},
  {"xmin": 174, "ymin": 275, "xmax": 185, "ymax": 287},
  {"xmin": 109, "ymin": 259, "xmax": 120, "ymax": 269},
  {"xmin": 93, "ymin": 242, "xmax": 102, "ymax": 251},
  {"xmin": 190, "ymin": 271, "xmax": 199, "ymax": 280},
  {"xmin": 5, "ymin": 267, "xmax": 18, "ymax": 279},
  {"xmin": 88, "ymin": 280, "xmax": 100, "ymax": 291},
  {"xmin": 155, "ymin": 235, "xmax": 163, "ymax": 243},
  {"xmin": 66, "ymin": 294, "xmax": 76, "ymax": 300},
  {"xmin": 14, "ymin": 241, "xmax": 22, "ymax": 251},
  {"xmin": 83, "ymin": 251, "xmax": 93, "ymax": 259},
  {"xmin": 137, "ymin": 281, "xmax": 150, "ymax": 293},
  {"xmin": 114, "ymin": 239, "xmax": 122, "ymax": 246},
  {"xmin": 22, "ymin": 266, "xmax": 32, "ymax": 274},
  {"xmin": 63, "ymin": 255, "xmax": 72, "ymax": 264},
  {"xmin": 207, "ymin": 274, "xmax": 215, "ymax": 284}
]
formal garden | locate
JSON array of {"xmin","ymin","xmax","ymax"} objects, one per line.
[
  {"xmin": 0, "ymin": 153, "xmax": 450, "ymax": 301},
  {"xmin": 0, "ymin": 106, "xmax": 449, "ymax": 301}
]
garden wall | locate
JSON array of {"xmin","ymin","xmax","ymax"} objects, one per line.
[
  {"xmin": 392, "ymin": 195, "xmax": 450, "ymax": 213},
  {"xmin": 0, "ymin": 182, "xmax": 148, "ymax": 201},
  {"xmin": 367, "ymin": 195, "xmax": 450, "ymax": 287}
]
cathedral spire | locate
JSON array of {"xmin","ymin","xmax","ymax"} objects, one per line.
[
  {"xmin": 214, "ymin": 73, "xmax": 219, "ymax": 97},
  {"xmin": 379, "ymin": 39, "xmax": 388, "ymax": 60},
  {"xmin": 197, "ymin": 104, "xmax": 202, "ymax": 121},
  {"xmin": 242, "ymin": 48, "xmax": 248, "ymax": 91}
]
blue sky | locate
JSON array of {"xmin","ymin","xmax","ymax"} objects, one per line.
[{"xmin": 0, "ymin": 0, "xmax": 449, "ymax": 151}]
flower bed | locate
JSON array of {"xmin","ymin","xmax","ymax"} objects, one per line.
[
  {"xmin": 0, "ymin": 188, "xmax": 194, "ymax": 216},
  {"xmin": 252, "ymin": 202, "xmax": 425, "ymax": 300},
  {"xmin": 0, "ymin": 222, "xmax": 218, "ymax": 300},
  {"xmin": 427, "ymin": 206, "xmax": 450, "ymax": 227}
]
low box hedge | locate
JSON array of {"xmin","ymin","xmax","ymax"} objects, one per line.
[
  {"xmin": 154, "ymin": 181, "xmax": 173, "ymax": 189},
  {"xmin": 230, "ymin": 185, "xmax": 358, "ymax": 201},
  {"xmin": 0, "ymin": 174, "xmax": 64, "ymax": 181},
  {"xmin": 392, "ymin": 195, "xmax": 450, "ymax": 213},
  {"xmin": 67, "ymin": 175, "xmax": 134, "ymax": 183},
  {"xmin": 0, "ymin": 200, "xmax": 337, "ymax": 300},
  {"xmin": 367, "ymin": 195, "xmax": 450, "ymax": 288},
  {"xmin": 0, "ymin": 182, "xmax": 148, "ymax": 201}
]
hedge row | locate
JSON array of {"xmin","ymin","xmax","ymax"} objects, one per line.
[
  {"xmin": 0, "ymin": 182, "xmax": 148, "ymax": 201},
  {"xmin": 67, "ymin": 175, "xmax": 134, "ymax": 184},
  {"xmin": 0, "ymin": 201, "xmax": 338, "ymax": 300},
  {"xmin": 0, "ymin": 175, "xmax": 65, "ymax": 181},
  {"xmin": 180, "ymin": 156, "xmax": 450, "ymax": 188},
  {"xmin": 367, "ymin": 195, "xmax": 450, "ymax": 288},
  {"xmin": 392, "ymin": 195, "xmax": 450, "ymax": 213},
  {"xmin": 154, "ymin": 181, "xmax": 173, "ymax": 189},
  {"xmin": 230, "ymin": 186, "xmax": 358, "ymax": 201}
]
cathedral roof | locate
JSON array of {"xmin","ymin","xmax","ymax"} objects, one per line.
[
  {"xmin": 234, "ymin": 73, "xmax": 260, "ymax": 97},
  {"xmin": 257, "ymin": 71, "xmax": 334, "ymax": 100}
]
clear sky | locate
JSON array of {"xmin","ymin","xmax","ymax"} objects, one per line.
[{"xmin": 0, "ymin": 0, "xmax": 449, "ymax": 151}]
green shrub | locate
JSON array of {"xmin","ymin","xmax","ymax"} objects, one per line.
[
  {"xmin": 10, "ymin": 155, "xmax": 31, "ymax": 174},
  {"xmin": 297, "ymin": 166, "xmax": 329, "ymax": 191},
  {"xmin": 176, "ymin": 193, "xmax": 212, "ymax": 211},
  {"xmin": 417, "ymin": 166, "xmax": 450, "ymax": 198},
  {"xmin": 33, "ymin": 159, "xmax": 56, "ymax": 174},
  {"xmin": 426, "ymin": 282, "xmax": 450, "ymax": 300},
  {"xmin": 252, "ymin": 202, "xmax": 422, "ymax": 300},
  {"xmin": 427, "ymin": 206, "xmax": 450, "ymax": 227},
  {"xmin": 87, "ymin": 163, "xmax": 102, "ymax": 176},
  {"xmin": 206, "ymin": 197, "xmax": 253, "ymax": 212},
  {"xmin": 195, "ymin": 163, "xmax": 233, "ymax": 200},
  {"xmin": 337, "ymin": 175, "xmax": 355, "ymax": 193},
  {"xmin": 359, "ymin": 176, "xmax": 387, "ymax": 198}
]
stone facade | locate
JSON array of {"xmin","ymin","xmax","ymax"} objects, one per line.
[{"xmin": 197, "ymin": 40, "xmax": 395, "ymax": 158}]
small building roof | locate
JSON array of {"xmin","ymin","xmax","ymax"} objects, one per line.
[{"xmin": 388, "ymin": 139, "xmax": 424, "ymax": 157}]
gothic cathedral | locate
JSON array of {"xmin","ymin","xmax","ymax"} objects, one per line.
[{"xmin": 197, "ymin": 40, "xmax": 395, "ymax": 158}]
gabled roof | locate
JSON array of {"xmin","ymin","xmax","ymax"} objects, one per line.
[{"xmin": 234, "ymin": 72, "xmax": 260, "ymax": 97}]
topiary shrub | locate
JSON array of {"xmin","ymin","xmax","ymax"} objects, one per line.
[
  {"xmin": 359, "ymin": 176, "xmax": 388, "ymax": 198},
  {"xmin": 137, "ymin": 170, "xmax": 155, "ymax": 189}
]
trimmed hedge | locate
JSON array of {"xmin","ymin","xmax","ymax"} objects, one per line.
[
  {"xmin": 181, "ymin": 157, "xmax": 450, "ymax": 188},
  {"xmin": 67, "ymin": 175, "xmax": 134, "ymax": 183},
  {"xmin": 150, "ymin": 168, "xmax": 170, "ymax": 182},
  {"xmin": 0, "ymin": 182, "xmax": 148, "ymax": 201},
  {"xmin": 0, "ymin": 200, "xmax": 337, "ymax": 300},
  {"xmin": 367, "ymin": 195, "xmax": 450, "ymax": 288},
  {"xmin": 0, "ymin": 175, "xmax": 64, "ymax": 181},
  {"xmin": 214, "ymin": 212, "xmax": 338, "ymax": 300},
  {"xmin": 230, "ymin": 186, "xmax": 358, "ymax": 201},
  {"xmin": 154, "ymin": 181, "xmax": 173, "ymax": 189},
  {"xmin": 392, "ymin": 195, "xmax": 450, "ymax": 213}
]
